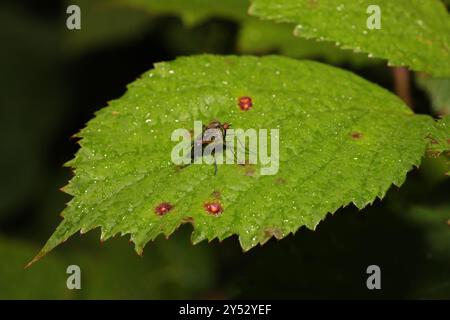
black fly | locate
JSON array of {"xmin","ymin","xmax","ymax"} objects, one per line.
[{"xmin": 179, "ymin": 121, "xmax": 232, "ymax": 175}]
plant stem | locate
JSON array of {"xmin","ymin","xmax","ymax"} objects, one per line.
[{"xmin": 392, "ymin": 67, "xmax": 413, "ymax": 109}]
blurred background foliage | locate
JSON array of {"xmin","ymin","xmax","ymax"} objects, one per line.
[{"xmin": 0, "ymin": 0, "xmax": 449, "ymax": 299}]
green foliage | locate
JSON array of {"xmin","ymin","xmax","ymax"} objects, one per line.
[
  {"xmin": 1, "ymin": 232, "xmax": 215, "ymax": 299},
  {"xmin": 405, "ymin": 205, "xmax": 450, "ymax": 298},
  {"xmin": 249, "ymin": 0, "xmax": 450, "ymax": 76},
  {"xmin": 417, "ymin": 75, "xmax": 450, "ymax": 116},
  {"xmin": 31, "ymin": 55, "xmax": 438, "ymax": 263},
  {"xmin": 0, "ymin": 237, "xmax": 71, "ymax": 299},
  {"xmin": 73, "ymin": 232, "xmax": 215, "ymax": 299}
]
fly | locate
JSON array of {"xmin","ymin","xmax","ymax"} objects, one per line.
[{"xmin": 179, "ymin": 120, "xmax": 254, "ymax": 175}]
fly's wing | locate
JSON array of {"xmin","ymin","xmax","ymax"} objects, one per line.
[{"xmin": 189, "ymin": 127, "xmax": 206, "ymax": 162}]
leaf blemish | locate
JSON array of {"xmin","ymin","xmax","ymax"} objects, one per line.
[
  {"xmin": 204, "ymin": 202, "xmax": 223, "ymax": 216},
  {"xmin": 155, "ymin": 202, "xmax": 173, "ymax": 216},
  {"xmin": 351, "ymin": 131, "xmax": 363, "ymax": 140},
  {"xmin": 238, "ymin": 96, "xmax": 253, "ymax": 111},
  {"xmin": 211, "ymin": 190, "xmax": 221, "ymax": 199}
]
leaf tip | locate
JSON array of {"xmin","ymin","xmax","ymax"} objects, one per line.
[{"xmin": 24, "ymin": 250, "xmax": 47, "ymax": 269}]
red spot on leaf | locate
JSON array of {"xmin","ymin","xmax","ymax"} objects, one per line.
[
  {"xmin": 238, "ymin": 96, "xmax": 253, "ymax": 111},
  {"xmin": 204, "ymin": 202, "xmax": 223, "ymax": 215},
  {"xmin": 155, "ymin": 202, "xmax": 173, "ymax": 216}
]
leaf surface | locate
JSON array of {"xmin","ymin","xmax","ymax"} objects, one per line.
[{"xmin": 31, "ymin": 55, "xmax": 435, "ymax": 263}]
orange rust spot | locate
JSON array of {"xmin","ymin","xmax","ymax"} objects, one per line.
[
  {"xmin": 351, "ymin": 131, "xmax": 363, "ymax": 140},
  {"xmin": 111, "ymin": 111, "xmax": 120, "ymax": 116}
]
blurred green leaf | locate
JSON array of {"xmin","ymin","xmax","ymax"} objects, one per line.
[
  {"xmin": 249, "ymin": 0, "xmax": 450, "ymax": 76},
  {"xmin": 0, "ymin": 237, "xmax": 72, "ymax": 299},
  {"xmin": 417, "ymin": 75, "xmax": 450, "ymax": 116},
  {"xmin": 65, "ymin": 229, "xmax": 216, "ymax": 299},
  {"xmin": 406, "ymin": 205, "xmax": 450, "ymax": 298},
  {"xmin": 1, "ymin": 230, "xmax": 215, "ymax": 299}
]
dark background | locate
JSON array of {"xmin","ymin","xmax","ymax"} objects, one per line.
[{"xmin": 0, "ymin": 0, "xmax": 449, "ymax": 299}]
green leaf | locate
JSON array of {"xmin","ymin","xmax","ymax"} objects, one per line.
[
  {"xmin": 416, "ymin": 75, "xmax": 450, "ymax": 116},
  {"xmin": 122, "ymin": 0, "xmax": 249, "ymax": 25},
  {"xmin": 31, "ymin": 55, "xmax": 435, "ymax": 263},
  {"xmin": 249, "ymin": 0, "xmax": 450, "ymax": 76},
  {"xmin": 238, "ymin": 19, "xmax": 378, "ymax": 66}
]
